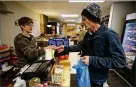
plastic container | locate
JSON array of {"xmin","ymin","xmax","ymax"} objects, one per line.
[
  {"xmin": 13, "ymin": 76, "xmax": 26, "ymax": 87},
  {"xmin": 29, "ymin": 77, "xmax": 41, "ymax": 87}
]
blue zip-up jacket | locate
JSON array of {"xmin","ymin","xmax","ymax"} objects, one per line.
[{"xmin": 64, "ymin": 24, "xmax": 126, "ymax": 85}]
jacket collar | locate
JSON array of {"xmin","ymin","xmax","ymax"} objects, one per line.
[
  {"xmin": 87, "ymin": 24, "xmax": 107, "ymax": 40},
  {"xmin": 92, "ymin": 24, "xmax": 107, "ymax": 35},
  {"xmin": 22, "ymin": 31, "xmax": 30, "ymax": 38}
]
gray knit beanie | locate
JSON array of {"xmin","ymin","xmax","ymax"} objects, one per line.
[{"xmin": 81, "ymin": 3, "xmax": 102, "ymax": 23}]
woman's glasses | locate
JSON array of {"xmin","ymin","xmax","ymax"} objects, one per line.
[{"xmin": 25, "ymin": 23, "xmax": 34, "ymax": 26}]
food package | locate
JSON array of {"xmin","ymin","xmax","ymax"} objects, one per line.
[
  {"xmin": 51, "ymin": 64, "xmax": 64, "ymax": 83},
  {"xmin": 45, "ymin": 49, "xmax": 55, "ymax": 60}
]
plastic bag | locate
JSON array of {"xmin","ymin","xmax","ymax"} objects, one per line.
[{"xmin": 73, "ymin": 60, "xmax": 91, "ymax": 87}]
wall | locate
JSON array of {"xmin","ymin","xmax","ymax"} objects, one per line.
[
  {"xmin": 0, "ymin": 1, "xmax": 40, "ymax": 46},
  {"xmin": 63, "ymin": 23, "xmax": 81, "ymax": 36},
  {"xmin": 102, "ymin": 6, "xmax": 111, "ymax": 17},
  {"xmin": 65, "ymin": 25, "xmax": 77, "ymax": 36},
  {"xmin": 40, "ymin": 14, "xmax": 48, "ymax": 34},
  {"xmin": 40, "ymin": 14, "xmax": 45, "ymax": 34},
  {"xmin": 108, "ymin": 2, "xmax": 135, "ymax": 38}
]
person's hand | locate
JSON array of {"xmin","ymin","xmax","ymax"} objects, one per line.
[
  {"xmin": 81, "ymin": 56, "xmax": 89, "ymax": 65},
  {"xmin": 56, "ymin": 45, "xmax": 64, "ymax": 53}
]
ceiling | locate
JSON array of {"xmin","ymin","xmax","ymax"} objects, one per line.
[{"xmin": 16, "ymin": 0, "xmax": 135, "ymax": 23}]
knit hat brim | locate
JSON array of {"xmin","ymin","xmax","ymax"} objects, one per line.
[{"xmin": 81, "ymin": 9, "xmax": 100, "ymax": 23}]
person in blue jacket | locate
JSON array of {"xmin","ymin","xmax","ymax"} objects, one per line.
[{"xmin": 57, "ymin": 3, "xmax": 126, "ymax": 87}]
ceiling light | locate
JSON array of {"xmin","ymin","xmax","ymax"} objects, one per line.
[
  {"xmin": 61, "ymin": 14, "xmax": 79, "ymax": 17},
  {"xmin": 47, "ymin": 25, "xmax": 51, "ymax": 27},
  {"xmin": 69, "ymin": 0, "xmax": 105, "ymax": 3},
  {"xmin": 65, "ymin": 20, "xmax": 76, "ymax": 22}
]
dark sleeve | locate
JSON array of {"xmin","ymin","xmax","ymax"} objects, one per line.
[
  {"xmin": 15, "ymin": 39, "xmax": 45, "ymax": 61},
  {"xmin": 64, "ymin": 32, "xmax": 89, "ymax": 52},
  {"xmin": 89, "ymin": 31, "xmax": 126, "ymax": 69},
  {"xmin": 64, "ymin": 44, "xmax": 81, "ymax": 52}
]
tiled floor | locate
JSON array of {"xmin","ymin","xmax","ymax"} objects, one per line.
[
  {"xmin": 107, "ymin": 70, "xmax": 131, "ymax": 87},
  {"xmin": 69, "ymin": 52, "xmax": 132, "ymax": 87},
  {"xmin": 70, "ymin": 70, "xmax": 131, "ymax": 87}
]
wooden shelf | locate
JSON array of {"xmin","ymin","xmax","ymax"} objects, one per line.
[{"xmin": 0, "ymin": 57, "xmax": 10, "ymax": 63}]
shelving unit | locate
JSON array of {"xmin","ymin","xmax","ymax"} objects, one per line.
[
  {"xmin": 0, "ymin": 57, "xmax": 10, "ymax": 63},
  {"xmin": 115, "ymin": 12, "xmax": 136, "ymax": 86},
  {"xmin": 0, "ymin": 45, "xmax": 15, "ymax": 76},
  {"xmin": 0, "ymin": 45, "xmax": 10, "ymax": 63}
]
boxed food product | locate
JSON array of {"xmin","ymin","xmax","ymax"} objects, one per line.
[
  {"xmin": 48, "ymin": 81, "xmax": 61, "ymax": 87},
  {"xmin": 51, "ymin": 64, "xmax": 64, "ymax": 84}
]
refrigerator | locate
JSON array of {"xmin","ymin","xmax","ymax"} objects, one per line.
[
  {"xmin": 122, "ymin": 16, "xmax": 136, "ymax": 69},
  {"xmin": 115, "ymin": 13, "xmax": 136, "ymax": 86}
]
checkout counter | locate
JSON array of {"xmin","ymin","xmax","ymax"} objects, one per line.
[
  {"xmin": 2, "ymin": 37, "xmax": 71, "ymax": 87},
  {"xmin": 9, "ymin": 56, "xmax": 71, "ymax": 87}
]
